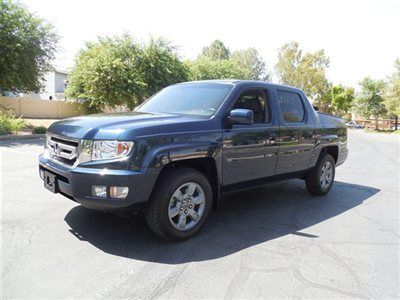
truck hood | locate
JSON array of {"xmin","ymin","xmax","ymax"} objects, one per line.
[{"xmin": 48, "ymin": 111, "xmax": 212, "ymax": 140}]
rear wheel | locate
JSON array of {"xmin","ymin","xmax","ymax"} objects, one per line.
[
  {"xmin": 145, "ymin": 168, "xmax": 212, "ymax": 241},
  {"xmin": 306, "ymin": 154, "xmax": 335, "ymax": 196}
]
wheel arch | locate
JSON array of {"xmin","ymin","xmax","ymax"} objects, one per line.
[
  {"xmin": 152, "ymin": 157, "xmax": 220, "ymax": 210},
  {"xmin": 319, "ymin": 145, "xmax": 339, "ymax": 163}
]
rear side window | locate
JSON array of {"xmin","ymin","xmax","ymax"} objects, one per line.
[{"xmin": 277, "ymin": 91, "xmax": 305, "ymax": 123}]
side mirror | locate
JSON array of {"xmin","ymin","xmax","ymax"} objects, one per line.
[
  {"xmin": 229, "ymin": 109, "xmax": 254, "ymax": 125},
  {"xmin": 313, "ymin": 106, "xmax": 319, "ymax": 111}
]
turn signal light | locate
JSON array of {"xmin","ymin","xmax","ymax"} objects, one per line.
[{"xmin": 110, "ymin": 186, "xmax": 129, "ymax": 199}]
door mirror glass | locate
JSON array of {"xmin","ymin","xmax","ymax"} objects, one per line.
[{"xmin": 229, "ymin": 109, "xmax": 254, "ymax": 125}]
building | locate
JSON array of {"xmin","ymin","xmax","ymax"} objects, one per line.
[{"xmin": 3, "ymin": 68, "xmax": 69, "ymax": 101}]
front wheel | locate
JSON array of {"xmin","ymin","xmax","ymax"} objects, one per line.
[
  {"xmin": 145, "ymin": 168, "xmax": 212, "ymax": 241},
  {"xmin": 305, "ymin": 154, "xmax": 335, "ymax": 196}
]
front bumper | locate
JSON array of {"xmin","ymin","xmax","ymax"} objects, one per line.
[{"xmin": 39, "ymin": 154, "xmax": 158, "ymax": 211}]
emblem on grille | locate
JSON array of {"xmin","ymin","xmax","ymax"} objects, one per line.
[{"xmin": 54, "ymin": 143, "xmax": 61, "ymax": 155}]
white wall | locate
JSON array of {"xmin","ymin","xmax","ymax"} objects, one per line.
[{"xmin": 54, "ymin": 72, "xmax": 67, "ymax": 93}]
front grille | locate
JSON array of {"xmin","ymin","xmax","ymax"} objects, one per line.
[{"xmin": 48, "ymin": 136, "xmax": 79, "ymax": 166}]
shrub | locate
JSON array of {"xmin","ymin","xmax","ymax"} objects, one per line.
[
  {"xmin": 0, "ymin": 107, "xmax": 26, "ymax": 135},
  {"xmin": 32, "ymin": 126, "xmax": 47, "ymax": 134}
]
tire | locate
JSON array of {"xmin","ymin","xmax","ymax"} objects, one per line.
[
  {"xmin": 145, "ymin": 167, "xmax": 213, "ymax": 241},
  {"xmin": 305, "ymin": 154, "xmax": 336, "ymax": 196}
]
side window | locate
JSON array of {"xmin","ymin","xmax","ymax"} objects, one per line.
[
  {"xmin": 233, "ymin": 90, "xmax": 269, "ymax": 123},
  {"xmin": 277, "ymin": 91, "xmax": 305, "ymax": 123}
]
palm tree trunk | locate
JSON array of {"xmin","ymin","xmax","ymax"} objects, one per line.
[{"xmin": 375, "ymin": 117, "xmax": 379, "ymax": 130}]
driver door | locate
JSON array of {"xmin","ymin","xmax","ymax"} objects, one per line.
[{"xmin": 222, "ymin": 89, "xmax": 279, "ymax": 186}]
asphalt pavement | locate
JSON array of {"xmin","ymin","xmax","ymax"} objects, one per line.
[{"xmin": 1, "ymin": 130, "xmax": 399, "ymax": 299}]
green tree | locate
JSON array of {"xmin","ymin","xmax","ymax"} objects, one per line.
[
  {"xmin": 384, "ymin": 59, "xmax": 400, "ymax": 123},
  {"xmin": 275, "ymin": 42, "xmax": 330, "ymax": 111},
  {"xmin": 66, "ymin": 35, "xmax": 188, "ymax": 113},
  {"xmin": 187, "ymin": 58, "xmax": 249, "ymax": 81},
  {"xmin": 139, "ymin": 38, "xmax": 189, "ymax": 103},
  {"xmin": 200, "ymin": 40, "xmax": 230, "ymax": 60},
  {"xmin": 354, "ymin": 77, "xmax": 387, "ymax": 130},
  {"xmin": 330, "ymin": 85, "xmax": 355, "ymax": 117},
  {"xmin": 197, "ymin": 40, "xmax": 271, "ymax": 81},
  {"xmin": 0, "ymin": 0, "xmax": 58, "ymax": 93},
  {"xmin": 231, "ymin": 48, "xmax": 271, "ymax": 81},
  {"xmin": 66, "ymin": 36, "xmax": 146, "ymax": 113}
]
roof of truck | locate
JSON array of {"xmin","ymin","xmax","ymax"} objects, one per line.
[{"xmin": 176, "ymin": 80, "xmax": 304, "ymax": 93}]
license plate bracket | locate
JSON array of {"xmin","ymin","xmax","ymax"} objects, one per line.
[{"xmin": 44, "ymin": 171, "xmax": 58, "ymax": 193}]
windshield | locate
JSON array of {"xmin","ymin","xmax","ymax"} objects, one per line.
[{"xmin": 136, "ymin": 83, "xmax": 233, "ymax": 117}]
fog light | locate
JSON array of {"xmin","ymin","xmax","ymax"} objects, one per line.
[
  {"xmin": 110, "ymin": 186, "xmax": 129, "ymax": 199},
  {"xmin": 39, "ymin": 169, "xmax": 45, "ymax": 180},
  {"xmin": 92, "ymin": 185, "xmax": 107, "ymax": 197}
]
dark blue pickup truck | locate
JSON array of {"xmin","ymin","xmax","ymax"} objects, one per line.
[{"xmin": 39, "ymin": 80, "xmax": 348, "ymax": 241}]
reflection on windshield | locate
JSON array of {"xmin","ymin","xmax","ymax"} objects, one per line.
[{"xmin": 136, "ymin": 83, "xmax": 232, "ymax": 117}]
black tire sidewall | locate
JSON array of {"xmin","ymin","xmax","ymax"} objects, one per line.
[
  {"xmin": 306, "ymin": 154, "xmax": 336, "ymax": 196},
  {"xmin": 316, "ymin": 154, "xmax": 336, "ymax": 193},
  {"xmin": 149, "ymin": 168, "xmax": 212, "ymax": 241}
]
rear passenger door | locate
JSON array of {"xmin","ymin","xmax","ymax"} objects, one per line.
[
  {"xmin": 275, "ymin": 89, "xmax": 315, "ymax": 174},
  {"xmin": 222, "ymin": 88, "xmax": 279, "ymax": 185}
]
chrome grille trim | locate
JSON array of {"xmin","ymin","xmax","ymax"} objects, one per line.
[
  {"xmin": 45, "ymin": 134, "xmax": 93, "ymax": 168},
  {"xmin": 48, "ymin": 139, "xmax": 78, "ymax": 160},
  {"xmin": 47, "ymin": 135, "xmax": 80, "ymax": 164}
]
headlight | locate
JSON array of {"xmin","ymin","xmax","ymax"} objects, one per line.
[{"xmin": 92, "ymin": 141, "xmax": 134, "ymax": 161}]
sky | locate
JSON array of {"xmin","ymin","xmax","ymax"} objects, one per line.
[{"xmin": 22, "ymin": 0, "xmax": 400, "ymax": 88}]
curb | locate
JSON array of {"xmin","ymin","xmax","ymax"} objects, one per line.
[{"xmin": 0, "ymin": 134, "xmax": 45, "ymax": 141}]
